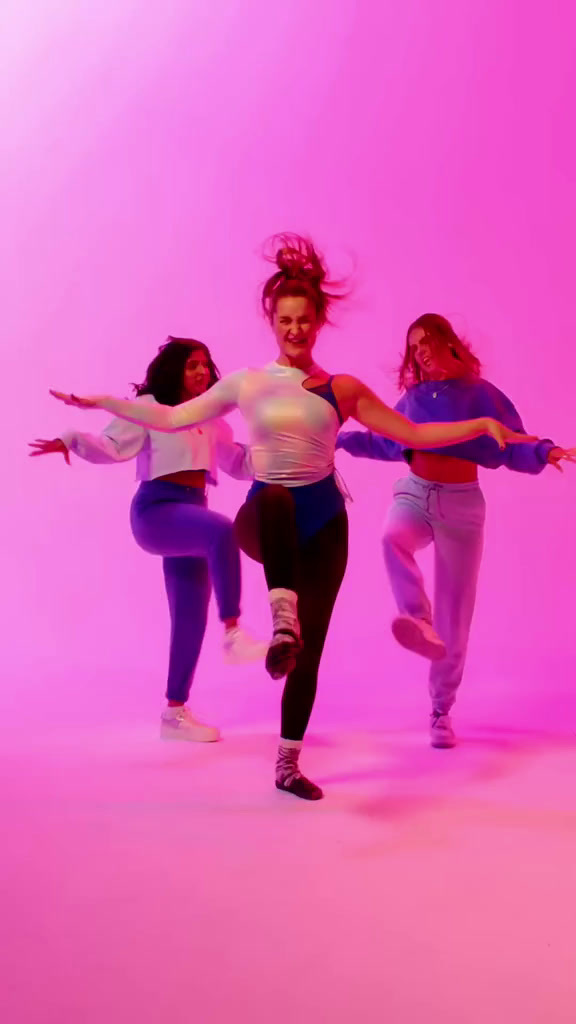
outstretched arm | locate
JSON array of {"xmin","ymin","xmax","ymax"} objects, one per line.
[
  {"xmin": 477, "ymin": 381, "xmax": 568, "ymax": 474},
  {"xmin": 60, "ymin": 419, "xmax": 147, "ymax": 463},
  {"xmin": 336, "ymin": 392, "xmax": 408, "ymax": 461},
  {"xmin": 50, "ymin": 371, "xmax": 243, "ymax": 432},
  {"xmin": 335, "ymin": 430, "xmax": 404, "ymax": 462},
  {"xmin": 335, "ymin": 376, "xmax": 534, "ymax": 450},
  {"xmin": 29, "ymin": 418, "xmax": 146, "ymax": 465}
]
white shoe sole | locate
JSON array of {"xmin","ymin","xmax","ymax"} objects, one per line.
[
  {"xmin": 430, "ymin": 732, "xmax": 457, "ymax": 749},
  {"xmin": 223, "ymin": 643, "xmax": 267, "ymax": 666},
  {"xmin": 392, "ymin": 616, "xmax": 446, "ymax": 661},
  {"xmin": 160, "ymin": 724, "xmax": 220, "ymax": 743}
]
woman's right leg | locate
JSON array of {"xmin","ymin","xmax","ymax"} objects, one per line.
[
  {"xmin": 163, "ymin": 556, "xmax": 211, "ymax": 704},
  {"xmin": 235, "ymin": 486, "xmax": 302, "ymax": 678},
  {"xmin": 382, "ymin": 484, "xmax": 445, "ymax": 660},
  {"xmin": 160, "ymin": 555, "xmax": 219, "ymax": 742}
]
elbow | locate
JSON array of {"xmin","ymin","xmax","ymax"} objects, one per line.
[
  {"xmin": 99, "ymin": 438, "xmax": 124, "ymax": 462},
  {"xmin": 158, "ymin": 412, "xmax": 180, "ymax": 432}
]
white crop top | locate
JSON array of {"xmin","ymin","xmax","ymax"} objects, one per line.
[
  {"xmin": 60, "ymin": 395, "xmax": 251, "ymax": 484},
  {"xmin": 96, "ymin": 363, "xmax": 341, "ymax": 488}
]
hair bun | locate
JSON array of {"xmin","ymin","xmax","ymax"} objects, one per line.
[
  {"xmin": 261, "ymin": 232, "xmax": 346, "ymax": 326},
  {"xmin": 276, "ymin": 246, "xmax": 304, "ymax": 274},
  {"xmin": 273, "ymin": 237, "xmax": 325, "ymax": 283}
]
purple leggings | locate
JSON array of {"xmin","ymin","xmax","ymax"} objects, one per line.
[{"xmin": 130, "ymin": 480, "xmax": 241, "ymax": 703}]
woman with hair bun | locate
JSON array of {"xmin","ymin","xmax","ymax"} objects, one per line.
[{"xmin": 49, "ymin": 241, "xmax": 535, "ymax": 800}]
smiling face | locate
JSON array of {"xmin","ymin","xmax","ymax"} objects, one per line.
[
  {"xmin": 272, "ymin": 295, "xmax": 319, "ymax": 368},
  {"xmin": 407, "ymin": 326, "xmax": 458, "ymax": 380},
  {"xmin": 399, "ymin": 314, "xmax": 482, "ymax": 390},
  {"xmin": 181, "ymin": 348, "xmax": 211, "ymax": 399}
]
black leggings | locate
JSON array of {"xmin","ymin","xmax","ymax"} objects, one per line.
[{"xmin": 235, "ymin": 486, "xmax": 348, "ymax": 741}]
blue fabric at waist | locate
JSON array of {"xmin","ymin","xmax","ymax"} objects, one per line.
[
  {"xmin": 246, "ymin": 473, "xmax": 345, "ymax": 543},
  {"xmin": 131, "ymin": 479, "xmax": 207, "ymax": 510}
]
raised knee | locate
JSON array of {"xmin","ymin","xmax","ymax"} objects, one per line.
[
  {"xmin": 212, "ymin": 514, "xmax": 235, "ymax": 544},
  {"xmin": 382, "ymin": 526, "xmax": 402, "ymax": 552}
]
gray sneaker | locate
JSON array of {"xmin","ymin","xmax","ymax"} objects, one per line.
[
  {"xmin": 430, "ymin": 712, "xmax": 456, "ymax": 749},
  {"xmin": 392, "ymin": 615, "xmax": 446, "ymax": 661}
]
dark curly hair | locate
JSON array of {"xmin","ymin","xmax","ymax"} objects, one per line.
[
  {"xmin": 261, "ymin": 233, "xmax": 347, "ymax": 327},
  {"xmin": 398, "ymin": 313, "xmax": 482, "ymax": 391},
  {"xmin": 133, "ymin": 337, "xmax": 220, "ymax": 406}
]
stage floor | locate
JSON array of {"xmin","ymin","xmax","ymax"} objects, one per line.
[{"xmin": 2, "ymin": 691, "xmax": 575, "ymax": 1024}]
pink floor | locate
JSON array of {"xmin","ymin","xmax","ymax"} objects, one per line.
[{"xmin": 3, "ymin": 661, "xmax": 575, "ymax": 1024}]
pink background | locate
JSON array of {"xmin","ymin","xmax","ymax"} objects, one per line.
[
  {"xmin": 2, "ymin": 3, "xmax": 575, "ymax": 1021},
  {"xmin": 4, "ymin": 0, "xmax": 574, "ymax": 726}
]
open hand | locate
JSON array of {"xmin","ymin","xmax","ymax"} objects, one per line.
[
  {"xmin": 49, "ymin": 390, "xmax": 100, "ymax": 409},
  {"xmin": 28, "ymin": 438, "xmax": 70, "ymax": 464},
  {"xmin": 547, "ymin": 447, "xmax": 576, "ymax": 473},
  {"xmin": 484, "ymin": 419, "xmax": 538, "ymax": 451}
]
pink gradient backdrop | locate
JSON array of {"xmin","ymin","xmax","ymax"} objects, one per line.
[
  {"xmin": 3, "ymin": 0, "xmax": 575, "ymax": 729},
  {"xmin": 3, "ymin": 6, "xmax": 576, "ymax": 1023}
]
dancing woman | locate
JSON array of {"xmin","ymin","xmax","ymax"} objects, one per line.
[
  {"xmin": 49, "ymin": 243, "xmax": 534, "ymax": 799},
  {"xmin": 31, "ymin": 338, "xmax": 263, "ymax": 743},
  {"xmin": 336, "ymin": 313, "xmax": 575, "ymax": 748}
]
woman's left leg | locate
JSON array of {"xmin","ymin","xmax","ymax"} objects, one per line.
[
  {"xmin": 131, "ymin": 486, "xmax": 263, "ymax": 665},
  {"xmin": 235, "ymin": 486, "xmax": 302, "ymax": 678},
  {"xmin": 276, "ymin": 511, "xmax": 349, "ymax": 800}
]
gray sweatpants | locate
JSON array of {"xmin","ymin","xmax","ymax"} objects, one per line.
[{"xmin": 382, "ymin": 473, "xmax": 486, "ymax": 713}]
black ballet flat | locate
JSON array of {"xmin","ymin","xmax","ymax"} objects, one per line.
[
  {"xmin": 275, "ymin": 776, "xmax": 324, "ymax": 801},
  {"xmin": 265, "ymin": 632, "xmax": 301, "ymax": 680}
]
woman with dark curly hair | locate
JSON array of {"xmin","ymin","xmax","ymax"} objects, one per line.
[
  {"xmin": 31, "ymin": 338, "xmax": 263, "ymax": 743},
  {"xmin": 337, "ymin": 313, "xmax": 575, "ymax": 749},
  {"xmin": 49, "ymin": 247, "xmax": 535, "ymax": 799}
]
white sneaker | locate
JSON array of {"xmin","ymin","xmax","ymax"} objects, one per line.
[
  {"xmin": 430, "ymin": 712, "xmax": 456, "ymax": 749},
  {"xmin": 392, "ymin": 615, "xmax": 446, "ymax": 661},
  {"xmin": 223, "ymin": 626, "xmax": 266, "ymax": 665},
  {"xmin": 160, "ymin": 706, "xmax": 220, "ymax": 743}
]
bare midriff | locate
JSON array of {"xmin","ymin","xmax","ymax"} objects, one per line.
[
  {"xmin": 156, "ymin": 469, "xmax": 207, "ymax": 488},
  {"xmin": 409, "ymin": 452, "xmax": 478, "ymax": 484}
]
